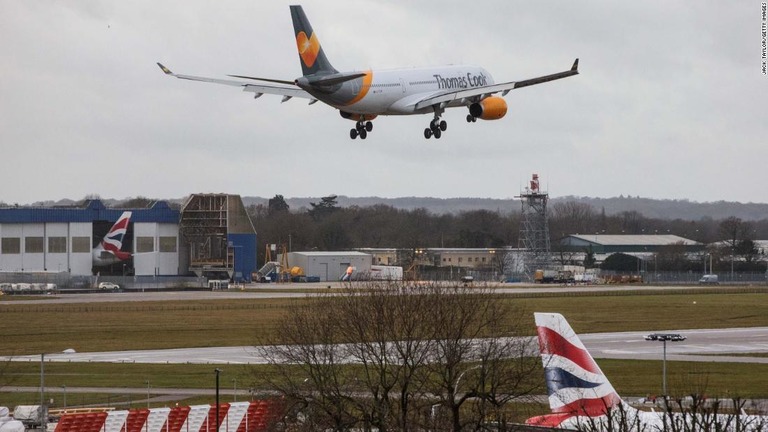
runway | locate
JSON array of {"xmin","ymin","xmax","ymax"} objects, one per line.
[
  {"xmin": 3, "ymin": 286, "xmax": 767, "ymax": 365},
  {"xmin": 6, "ymin": 327, "xmax": 768, "ymax": 365},
  {"xmin": 0, "ymin": 282, "xmax": 753, "ymax": 305}
]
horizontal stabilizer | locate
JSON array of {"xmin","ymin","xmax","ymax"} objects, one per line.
[{"xmin": 307, "ymin": 72, "xmax": 367, "ymax": 87}]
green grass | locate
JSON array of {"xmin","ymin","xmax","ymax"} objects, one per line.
[
  {"xmin": 3, "ymin": 289, "xmax": 768, "ymax": 405},
  {"xmin": 1, "ymin": 291, "xmax": 767, "ymax": 355},
  {"xmin": 4, "ymin": 358, "xmax": 768, "ymax": 405},
  {"xmin": 512, "ymin": 291, "xmax": 768, "ymax": 333},
  {"xmin": 599, "ymin": 359, "xmax": 768, "ymax": 399}
]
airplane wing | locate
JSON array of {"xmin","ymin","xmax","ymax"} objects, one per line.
[
  {"xmin": 156, "ymin": 63, "xmax": 315, "ymax": 103},
  {"xmin": 414, "ymin": 58, "xmax": 578, "ymax": 110}
]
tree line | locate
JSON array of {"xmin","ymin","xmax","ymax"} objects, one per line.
[{"xmin": 247, "ymin": 195, "xmax": 768, "ymax": 272}]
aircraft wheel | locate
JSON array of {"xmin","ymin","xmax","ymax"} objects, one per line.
[
  {"xmin": 471, "ymin": 116, "xmax": 477, "ymax": 123},
  {"xmin": 424, "ymin": 128, "xmax": 432, "ymax": 139},
  {"xmin": 365, "ymin": 121, "xmax": 373, "ymax": 132},
  {"xmin": 359, "ymin": 129, "xmax": 368, "ymax": 139},
  {"xmin": 350, "ymin": 128, "xmax": 358, "ymax": 139},
  {"xmin": 439, "ymin": 120, "xmax": 447, "ymax": 131},
  {"xmin": 433, "ymin": 128, "xmax": 442, "ymax": 139}
]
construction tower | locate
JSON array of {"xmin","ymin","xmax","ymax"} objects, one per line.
[{"xmin": 516, "ymin": 174, "xmax": 552, "ymax": 279}]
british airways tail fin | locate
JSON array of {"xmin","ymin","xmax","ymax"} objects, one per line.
[
  {"xmin": 527, "ymin": 312, "xmax": 630, "ymax": 427},
  {"xmin": 101, "ymin": 211, "xmax": 132, "ymax": 260},
  {"xmin": 290, "ymin": 5, "xmax": 338, "ymax": 76}
]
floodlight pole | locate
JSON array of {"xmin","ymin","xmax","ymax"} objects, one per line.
[
  {"xmin": 40, "ymin": 353, "xmax": 47, "ymax": 432},
  {"xmin": 662, "ymin": 339, "xmax": 668, "ymax": 396},
  {"xmin": 215, "ymin": 368, "xmax": 222, "ymax": 430}
]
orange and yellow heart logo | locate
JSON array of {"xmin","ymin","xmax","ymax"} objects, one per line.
[{"xmin": 296, "ymin": 31, "xmax": 320, "ymax": 68}]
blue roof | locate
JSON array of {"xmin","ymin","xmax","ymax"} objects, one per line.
[{"xmin": 0, "ymin": 200, "xmax": 179, "ymax": 223}]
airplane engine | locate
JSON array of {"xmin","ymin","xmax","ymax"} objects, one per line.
[
  {"xmin": 339, "ymin": 111, "xmax": 378, "ymax": 121},
  {"xmin": 468, "ymin": 96, "xmax": 507, "ymax": 120}
]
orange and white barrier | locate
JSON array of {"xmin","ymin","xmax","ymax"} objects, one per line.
[{"xmin": 54, "ymin": 400, "xmax": 281, "ymax": 432}]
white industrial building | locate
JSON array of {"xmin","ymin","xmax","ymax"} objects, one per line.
[{"xmin": 281, "ymin": 251, "xmax": 373, "ymax": 281}]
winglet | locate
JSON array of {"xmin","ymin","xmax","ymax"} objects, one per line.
[
  {"xmin": 571, "ymin": 58, "xmax": 579, "ymax": 73},
  {"xmin": 157, "ymin": 63, "xmax": 174, "ymax": 75}
]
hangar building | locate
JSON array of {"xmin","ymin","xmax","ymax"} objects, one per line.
[
  {"xmin": 0, "ymin": 199, "xmax": 179, "ymax": 276},
  {"xmin": 0, "ymin": 194, "xmax": 257, "ymax": 283}
]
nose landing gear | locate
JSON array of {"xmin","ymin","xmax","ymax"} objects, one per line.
[
  {"xmin": 350, "ymin": 120, "xmax": 374, "ymax": 140},
  {"xmin": 424, "ymin": 118, "xmax": 447, "ymax": 139}
]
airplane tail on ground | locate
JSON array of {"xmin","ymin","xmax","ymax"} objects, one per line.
[
  {"xmin": 101, "ymin": 211, "xmax": 132, "ymax": 261},
  {"xmin": 527, "ymin": 312, "xmax": 635, "ymax": 428},
  {"xmin": 290, "ymin": 5, "xmax": 338, "ymax": 76}
]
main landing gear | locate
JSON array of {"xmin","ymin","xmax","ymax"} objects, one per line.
[
  {"xmin": 466, "ymin": 114, "xmax": 477, "ymax": 123},
  {"xmin": 424, "ymin": 118, "xmax": 447, "ymax": 139},
  {"xmin": 350, "ymin": 120, "xmax": 373, "ymax": 139}
]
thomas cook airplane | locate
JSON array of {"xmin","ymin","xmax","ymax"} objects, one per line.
[{"xmin": 158, "ymin": 5, "xmax": 579, "ymax": 140}]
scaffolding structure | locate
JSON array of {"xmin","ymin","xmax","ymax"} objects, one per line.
[
  {"xmin": 515, "ymin": 174, "xmax": 553, "ymax": 279},
  {"xmin": 179, "ymin": 194, "xmax": 256, "ymax": 279}
]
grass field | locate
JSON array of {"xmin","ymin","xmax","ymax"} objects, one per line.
[
  {"xmin": 2, "ymin": 288, "xmax": 768, "ymax": 406},
  {"xmin": 2, "ymin": 290, "xmax": 766, "ymax": 355}
]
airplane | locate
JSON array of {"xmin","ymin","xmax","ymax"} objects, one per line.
[
  {"xmin": 92, "ymin": 211, "xmax": 132, "ymax": 266},
  {"xmin": 527, "ymin": 312, "xmax": 768, "ymax": 431},
  {"xmin": 157, "ymin": 5, "xmax": 579, "ymax": 140}
]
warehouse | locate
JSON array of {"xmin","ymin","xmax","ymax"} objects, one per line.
[{"xmin": 559, "ymin": 234, "xmax": 704, "ymax": 255}]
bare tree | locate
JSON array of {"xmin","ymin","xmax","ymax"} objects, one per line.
[{"xmin": 257, "ymin": 282, "xmax": 540, "ymax": 431}]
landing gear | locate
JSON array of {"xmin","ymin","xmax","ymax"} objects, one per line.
[
  {"xmin": 424, "ymin": 118, "xmax": 448, "ymax": 139},
  {"xmin": 349, "ymin": 120, "xmax": 374, "ymax": 139},
  {"xmin": 466, "ymin": 114, "xmax": 477, "ymax": 123}
]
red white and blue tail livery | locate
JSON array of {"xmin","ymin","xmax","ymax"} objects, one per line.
[
  {"xmin": 527, "ymin": 313, "xmax": 768, "ymax": 431},
  {"xmin": 527, "ymin": 312, "xmax": 629, "ymax": 429},
  {"xmin": 92, "ymin": 211, "xmax": 132, "ymax": 266}
]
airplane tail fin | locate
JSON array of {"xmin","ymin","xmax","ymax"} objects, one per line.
[
  {"xmin": 290, "ymin": 5, "xmax": 338, "ymax": 76},
  {"xmin": 102, "ymin": 211, "xmax": 132, "ymax": 260},
  {"xmin": 527, "ymin": 312, "xmax": 630, "ymax": 427}
]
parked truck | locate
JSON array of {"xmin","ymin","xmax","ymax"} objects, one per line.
[{"xmin": 13, "ymin": 405, "xmax": 42, "ymax": 429}]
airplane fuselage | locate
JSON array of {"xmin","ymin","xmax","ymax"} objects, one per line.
[
  {"xmin": 157, "ymin": 5, "xmax": 578, "ymax": 140},
  {"xmin": 297, "ymin": 65, "xmax": 495, "ymax": 116}
]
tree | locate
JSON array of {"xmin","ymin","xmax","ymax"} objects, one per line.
[
  {"xmin": 718, "ymin": 217, "xmax": 751, "ymax": 249},
  {"xmin": 267, "ymin": 194, "xmax": 289, "ymax": 215},
  {"xmin": 257, "ymin": 282, "xmax": 541, "ymax": 431},
  {"xmin": 583, "ymin": 245, "xmax": 597, "ymax": 269},
  {"xmin": 308, "ymin": 195, "xmax": 340, "ymax": 221},
  {"xmin": 600, "ymin": 253, "xmax": 641, "ymax": 272},
  {"xmin": 119, "ymin": 196, "xmax": 154, "ymax": 208}
]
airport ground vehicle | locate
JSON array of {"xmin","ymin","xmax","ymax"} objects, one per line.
[
  {"xmin": 97, "ymin": 282, "xmax": 120, "ymax": 290},
  {"xmin": 699, "ymin": 274, "xmax": 719, "ymax": 285},
  {"xmin": 644, "ymin": 333, "xmax": 686, "ymax": 341}
]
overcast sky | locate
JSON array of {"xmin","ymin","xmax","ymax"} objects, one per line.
[{"xmin": 1, "ymin": 1, "xmax": 766, "ymax": 205}]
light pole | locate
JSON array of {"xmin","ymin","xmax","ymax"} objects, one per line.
[
  {"xmin": 40, "ymin": 353, "xmax": 47, "ymax": 432},
  {"xmin": 61, "ymin": 385, "xmax": 67, "ymax": 410},
  {"xmin": 145, "ymin": 380, "xmax": 150, "ymax": 409},
  {"xmin": 232, "ymin": 378, "xmax": 237, "ymax": 402},
  {"xmin": 214, "ymin": 368, "xmax": 222, "ymax": 430},
  {"xmin": 644, "ymin": 333, "xmax": 686, "ymax": 398}
]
